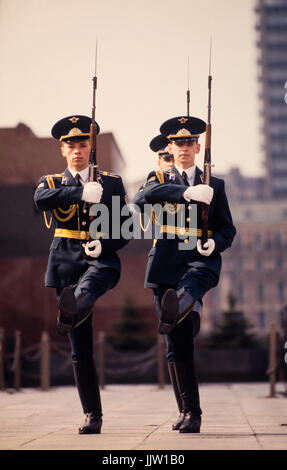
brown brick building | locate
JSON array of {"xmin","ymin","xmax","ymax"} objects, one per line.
[{"xmin": 0, "ymin": 123, "xmax": 157, "ymax": 350}]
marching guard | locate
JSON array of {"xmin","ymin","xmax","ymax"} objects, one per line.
[
  {"xmin": 132, "ymin": 115, "xmax": 236, "ymax": 432},
  {"xmin": 34, "ymin": 115, "xmax": 131, "ymax": 434}
]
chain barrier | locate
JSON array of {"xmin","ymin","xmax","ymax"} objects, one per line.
[{"xmin": 0, "ymin": 329, "xmax": 165, "ymax": 389}]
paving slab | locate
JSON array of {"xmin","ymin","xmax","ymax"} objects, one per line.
[{"xmin": 0, "ymin": 382, "xmax": 286, "ymax": 453}]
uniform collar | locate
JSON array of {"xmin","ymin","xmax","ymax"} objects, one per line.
[
  {"xmin": 175, "ymin": 164, "xmax": 196, "ymax": 185},
  {"xmin": 68, "ymin": 167, "xmax": 89, "ymax": 184}
]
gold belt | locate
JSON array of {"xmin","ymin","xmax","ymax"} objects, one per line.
[
  {"xmin": 54, "ymin": 229, "xmax": 90, "ymax": 240},
  {"xmin": 160, "ymin": 225, "xmax": 213, "ymax": 238}
]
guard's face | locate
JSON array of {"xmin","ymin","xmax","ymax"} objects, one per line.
[
  {"xmin": 171, "ymin": 141, "xmax": 200, "ymax": 169},
  {"xmin": 158, "ymin": 156, "xmax": 174, "ymax": 171},
  {"xmin": 61, "ymin": 139, "xmax": 90, "ymax": 171}
]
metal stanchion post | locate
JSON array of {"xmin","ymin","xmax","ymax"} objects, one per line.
[
  {"xmin": 14, "ymin": 330, "xmax": 21, "ymax": 391},
  {"xmin": 98, "ymin": 331, "xmax": 105, "ymax": 390},
  {"xmin": 268, "ymin": 322, "xmax": 277, "ymax": 398},
  {"xmin": 41, "ymin": 331, "xmax": 50, "ymax": 391},
  {"xmin": 157, "ymin": 335, "xmax": 165, "ymax": 389}
]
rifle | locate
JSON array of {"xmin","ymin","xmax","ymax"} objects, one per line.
[
  {"xmin": 84, "ymin": 45, "xmax": 101, "ymax": 250},
  {"xmin": 201, "ymin": 40, "xmax": 212, "ymax": 247},
  {"xmin": 89, "ymin": 43, "xmax": 99, "ymax": 183}
]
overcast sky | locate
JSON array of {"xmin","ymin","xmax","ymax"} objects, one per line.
[{"xmin": 0, "ymin": 0, "xmax": 263, "ymax": 184}]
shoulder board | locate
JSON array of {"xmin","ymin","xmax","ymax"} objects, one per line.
[
  {"xmin": 99, "ymin": 171, "xmax": 120, "ymax": 178},
  {"xmin": 45, "ymin": 172, "xmax": 64, "ymax": 178},
  {"xmin": 155, "ymin": 171, "xmax": 165, "ymax": 184},
  {"xmin": 45, "ymin": 175, "xmax": 55, "ymax": 189},
  {"xmin": 147, "ymin": 175, "xmax": 156, "ymax": 183},
  {"xmin": 44, "ymin": 173, "xmax": 65, "ymax": 189}
]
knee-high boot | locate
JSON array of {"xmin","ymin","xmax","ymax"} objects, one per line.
[
  {"xmin": 72, "ymin": 359, "xmax": 102, "ymax": 434},
  {"xmin": 174, "ymin": 360, "xmax": 202, "ymax": 433},
  {"xmin": 167, "ymin": 362, "xmax": 185, "ymax": 430}
]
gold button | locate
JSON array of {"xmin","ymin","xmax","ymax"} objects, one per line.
[
  {"xmin": 83, "ymin": 209, "xmax": 87, "ymax": 214},
  {"xmin": 80, "ymin": 231, "xmax": 87, "ymax": 240},
  {"xmin": 186, "ymin": 217, "xmax": 191, "ymax": 222},
  {"xmin": 188, "ymin": 205, "xmax": 192, "ymax": 210},
  {"xmin": 82, "ymin": 221, "xmax": 87, "ymax": 226},
  {"xmin": 184, "ymin": 239, "xmax": 189, "ymax": 244}
]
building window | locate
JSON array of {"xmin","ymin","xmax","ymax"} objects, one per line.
[
  {"xmin": 258, "ymin": 311, "xmax": 266, "ymax": 329},
  {"xmin": 264, "ymin": 236, "xmax": 272, "ymax": 249},
  {"xmin": 275, "ymin": 232, "xmax": 282, "ymax": 247},
  {"xmin": 276, "ymin": 257, "xmax": 282, "ymax": 270},
  {"xmin": 256, "ymin": 257, "xmax": 263, "ymax": 270},
  {"xmin": 278, "ymin": 281, "xmax": 285, "ymax": 303},
  {"xmin": 255, "ymin": 232, "xmax": 262, "ymax": 245},
  {"xmin": 238, "ymin": 283, "xmax": 244, "ymax": 303},
  {"xmin": 258, "ymin": 283, "xmax": 264, "ymax": 303}
]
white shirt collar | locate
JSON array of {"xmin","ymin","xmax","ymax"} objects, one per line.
[
  {"xmin": 175, "ymin": 164, "xmax": 196, "ymax": 183},
  {"xmin": 68, "ymin": 167, "xmax": 89, "ymax": 184}
]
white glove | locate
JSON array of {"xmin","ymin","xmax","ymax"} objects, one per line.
[
  {"xmin": 183, "ymin": 184, "xmax": 214, "ymax": 205},
  {"xmin": 81, "ymin": 182, "xmax": 103, "ymax": 203},
  {"xmin": 84, "ymin": 240, "xmax": 102, "ymax": 258},
  {"xmin": 197, "ymin": 238, "xmax": 215, "ymax": 256}
]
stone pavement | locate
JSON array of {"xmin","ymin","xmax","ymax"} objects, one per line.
[{"xmin": 0, "ymin": 382, "xmax": 286, "ymax": 452}]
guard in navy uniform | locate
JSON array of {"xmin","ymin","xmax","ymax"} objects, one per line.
[
  {"xmin": 132, "ymin": 116, "xmax": 236, "ymax": 433},
  {"xmin": 141, "ymin": 134, "xmax": 174, "ymax": 292},
  {"xmin": 34, "ymin": 115, "xmax": 131, "ymax": 434},
  {"xmin": 150, "ymin": 134, "xmax": 174, "ymax": 172}
]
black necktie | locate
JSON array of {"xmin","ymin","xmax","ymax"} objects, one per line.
[
  {"xmin": 75, "ymin": 173, "xmax": 82, "ymax": 186},
  {"xmin": 182, "ymin": 171, "xmax": 189, "ymax": 186}
]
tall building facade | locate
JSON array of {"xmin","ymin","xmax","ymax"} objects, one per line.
[{"xmin": 256, "ymin": 0, "xmax": 287, "ymax": 199}]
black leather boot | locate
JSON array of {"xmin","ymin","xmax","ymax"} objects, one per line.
[
  {"xmin": 159, "ymin": 289, "xmax": 200, "ymax": 336},
  {"xmin": 57, "ymin": 288, "xmax": 93, "ymax": 335},
  {"xmin": 179, "ymin": 412, "xmax": 201, "ymax": 433},
  {"xmin": 167, "ymin": 362, "xmax": 185, "ymax": 430},
  {"xmin": 174, "ymin": 360, "xmax": 202, "ymax": 433},
  {"xmin": 78, "ymin": 411, "xmax": 102, "ymax": 434},
  {"xmin": 72, "ymin": 360, "xmax": 103, "ymax": 434},
  {"xmin": 74, "ymin": 291, "xmax": 94, "ymax": 328},
  {"xmin": 57, "ymin": 287, "xmax": 77, "ymax": 335}
]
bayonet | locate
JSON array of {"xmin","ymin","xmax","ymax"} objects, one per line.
[
  {"xmin": 186, "ymin": 55, "xmax": 190, "ymax": 116},
  {"xmin": 89, "ymin": 41, "xmax": 99, "ymax": 183}
]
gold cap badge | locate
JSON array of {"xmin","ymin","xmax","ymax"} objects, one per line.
[
  {"xmin": 69, "ymin": 116, "xmax": 80, "ymax": 124},
  {"xmin": 178, "ymin": 117, "xmax": 188, "ymax": 124}
]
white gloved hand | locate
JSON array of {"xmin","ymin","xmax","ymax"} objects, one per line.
[
  {"xmin": 197, "ymin": 238, "xmax": 215, "ymax": 256},
  {"xmin": 81, "ymin": 182, "xmax": 103, "ymax": 203},
  {"xmin": 183, "ymin": 184, "xmax": 214, "ymax": 205},
  {"xmin": 84, "ymin": 240, "xmax": 102, "ymax": 258}
]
